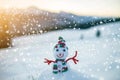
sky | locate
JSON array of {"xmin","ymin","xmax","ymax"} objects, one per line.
[{"xmin": 0, "ymin": 0, "xmax": 120, "ymax": 17}]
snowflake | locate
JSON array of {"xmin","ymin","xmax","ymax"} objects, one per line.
[
  {"xmin": 108, "ymin": 66, "xmax": 112, "ymax": 69},
  {"xmin": 116, "ymin": 65, "xmax": 120, "ymax": 69},
  {"xmin": 38, "ymin": 24, "xmax": 41, "ymax": 27},
  {"xmin": 90, "ymin": 74, "xmax": 95, "ymax": 78},
  {"xmin": 39, "ymin": 30, "xmax": 43, "ymax": 34},
  {"xmin": 52, "ymin": 77, "xmax": 55, "ymax": 80},
  {"xmin": 14, "ymin": 58, "xmax": 18, "ymax": 62},
  {"xmin": 22, "ymin": 58, "xmax": 26, "ymax": 62},
  {"xmin": 100, "ymin": 21, "xmax": 103, "ymax": 24}
]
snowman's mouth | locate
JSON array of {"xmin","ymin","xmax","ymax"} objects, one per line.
[{"xmin": 57, "ymin": 54, "xmax": 64, "ymax": 58}]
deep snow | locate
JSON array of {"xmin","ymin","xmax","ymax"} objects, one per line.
[{"xmin": 0, "ymin": 22, "xmax": 120, "ymax": 80}]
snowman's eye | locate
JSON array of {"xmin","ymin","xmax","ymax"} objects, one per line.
[
  {"xmin": 56, "ymin": 49, "xmax": 59, "ymax": 52},
  {"xmin": 63, "ymin": 49, "xmax": 66, "ymax": 52}
]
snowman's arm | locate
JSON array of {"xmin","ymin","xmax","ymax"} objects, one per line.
[
  {"xmin": 66, "ymin": 51, "xmax": 79, "ymax": 64},
  {"xmin": 44, "ymin": 58, "xmax": 55, "ymax": 65}
]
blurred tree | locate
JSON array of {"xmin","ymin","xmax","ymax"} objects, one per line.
[
  {"xmin": 80, "ymin": 34, "xmax": 84, "ymax": 40},
  {"xmin": 0, "ymin": 15, "xmax": 12, "ymax": 48},
  {"xmin": 96, "ymin": 30, "xmax": 101, "ymax": 38}
]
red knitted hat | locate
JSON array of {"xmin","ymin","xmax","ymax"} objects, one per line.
[{"xmin": 54, "ymin": 36, "xmax": 66, "ymax": 49}]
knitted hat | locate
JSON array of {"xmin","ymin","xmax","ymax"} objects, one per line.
[{"xmin": 54, "ymin": 36, "xmax": 67, "ymax": 49}]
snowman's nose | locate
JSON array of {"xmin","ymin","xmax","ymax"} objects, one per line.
[
  {"xmin": 59, "ymin": 53, "xmax": 62, "ymax": 56},
  {"xmin": 57, "ymin": 53, "xmax": 64, "ymax": 58}
]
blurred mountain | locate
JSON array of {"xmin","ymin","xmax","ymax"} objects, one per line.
[{"xmin": 0, "ymin": 6, "xmax": 120, "ymax": 37}]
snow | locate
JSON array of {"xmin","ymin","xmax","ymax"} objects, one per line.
[
  {"xmin": 0, "ymin": 22, "xmax": 120, "ymax": 80},
  {"xmin": 39, "ymin": 69, "xmax": 96, "ymax": 80}
]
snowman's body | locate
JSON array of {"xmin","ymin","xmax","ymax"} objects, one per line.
[
  {"xmin": 53, "ymin": 60, "xmax": 68, "ymax": 73},
  {"xmin": 44, "ymin": 37, "xmax": 78, "ymax": 74}
]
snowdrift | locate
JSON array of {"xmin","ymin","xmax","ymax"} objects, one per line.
[{"xmin": 39, "ymin": 69, "xmax": 97, "ymax": 80}]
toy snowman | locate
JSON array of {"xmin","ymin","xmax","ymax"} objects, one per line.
[{"xmin": 44, "ymin": 36, "xmax": 79, "ymax": 74}]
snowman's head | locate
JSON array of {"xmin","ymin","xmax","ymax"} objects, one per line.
[{"xmin": 53, "ymin": 37, "xmax": 68, "ymax": 59}]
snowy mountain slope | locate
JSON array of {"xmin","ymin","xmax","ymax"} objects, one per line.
[
  {"xmin": 1, "ymin": 7, "xmax": 120, "ymax": 37},
  {"xmin": 57, "ymin": 11, "xmax": 104, "ymax": 23},
  {"xmin": 0, "ymin": 22, "xmax": 120, "ymax": 80}
]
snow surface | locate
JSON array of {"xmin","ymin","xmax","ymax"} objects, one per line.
[{"xmin": 0, "ymin": 22, "xmax": 120, "ymax": 80}]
